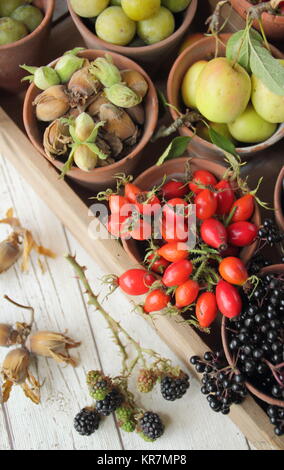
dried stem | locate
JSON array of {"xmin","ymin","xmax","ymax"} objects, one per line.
[
  {"xmin": 66, "ymin": 255, "xmax": 165, "ymax": 376},
  {"xmin": 4, "ymin": 295, "xmax": 35, "ymax": 327},
  {"xmin": 151, "ymin": 110, "xmax": 202, "ymax": 143},
  {"xmin": 205, "ymin": 0, "xmax": 230, "ymax": 35}
]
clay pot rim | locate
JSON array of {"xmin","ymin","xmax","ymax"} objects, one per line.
[
  {"xmin": 23, "ymin": 49, "xmax": 159, "ymax": 176},
  {"xmin": 0, "ymin": 0, "xmax": 55, "ymax": 51},
  {"xmin": 274, "ymin": 166, "xmax": 284, "ymax": 232},
  {"xmin": 67, "ymin": 0, "xmax": 198, "ymax": 54},
  {"xmin": 230, "ymin": 0, "xmax": 284, "ymax": 24},
  {"xmin": 167, "ymin": 33, "xmax": 284, "ymax": 156},
  {"xmin": 222, "ymin": 264, "xmax": 284, "ymax": 408},
  {"xmin": 122, "ymin": 156, "xmax": 261, "ymax": 266}
]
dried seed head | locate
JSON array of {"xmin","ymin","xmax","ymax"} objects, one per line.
[
  {"xmin": 33, "ymin": 85, "xmax": 70, "ymax": 122},
  {"xmin": 121, "ymin": 69, "xmax": 148, "ymax": 99},
  {"xmin": 0, "ymin": 324, "xmax": 18, "ymax": 347},
  {"xmin": 2, "ymin": 348, "xmax": 30, "ymax": 384},
  {"xmin": 26, "ymin": 331, "xmax": 80, "ymax": 366},
  {"xmin": 0, "ymin": 232, "xmax": 21, "ymax": 273},
  {"xmin": 74, "ymin": 144, "xmax": 98, "ymax": 172},
  {"xmin": 99, "ymin": 104, "xmax": 136, "ymax": 141},
  {"xmin": 68, "ymin": 67, "xmax": 101, "ymax": 106},
  {"xmin": 89, "ymin": 55, "xmax": 121, "ymax": 88},
  {"xmin": 43, "ymin": 119, "xmax": 72, "ymax": 159},
  {"xmin": 105, "ymin": 83, "xmax": 142, "ymax": 109}
]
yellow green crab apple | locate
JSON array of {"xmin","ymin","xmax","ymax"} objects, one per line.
[
  {"xmin": 182, "ymin": 60, "xmax": 208, "ymax": 109},
  {"xmin": 121, "ymin": 0, "xmax": 160, "ymax": 21},
  {"xmin": 251, "ymin": 60, "xmax": 284, "ymax": 124},
  {"xmin": 228, "ymin": 104, "xmax": 277, "ymax": 144},
  {"xmin": 161, "ymin": 0, "xmax": 191, "ymax": 12},
  {"xmin": 96, "ymin": 6, "xmax": 136, "ymax": 45},
  {"xmin": 70, "ymin": 0, "xmax": 110, "ymax": 18},
  {"xmin": 0, "ymin": 0, "xmax": 26, "ymax": 17},
  {"xmin": 195, "ymin": 58, "xmax": 251, "ymax": 124},
  {"xmin": 196, "ymin": 122, "xmax": 233, "ymax": 142},
  {"xmin": 0, "ymin": 17, "xmax": 28, "ymax": 45},
  {"xmin": 137, "ymin": 6, "xmax": 175, "ymax": 45},
  {"xmin": 11, "ymin": 5, "xmax": 43, "ymax": 32},
  {"xmin": 110, "ymin": 0, "xmax": 121, "ymax": 4}
]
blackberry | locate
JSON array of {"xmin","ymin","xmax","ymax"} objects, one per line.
[
  {"xmin": 74, "ymin": 407, "xmax": 100, "ymax": 436},
  {"xmin": 96, "ymin": 389, "xmax": 123, "ymax": 416},
  {"xmin": 160, "ymin": 374, "xmax": 190, "ymax": 401},
  {"xmin": 139, "ymin": 412, "xmax": 164, "ymax": 441},
  {"xmin": 137, "ymin": 369, "xmax": 157, "ymax": 393},
  {"xmin": 86, "ymin": 370, "xmax": 112, "ymax": 401}
]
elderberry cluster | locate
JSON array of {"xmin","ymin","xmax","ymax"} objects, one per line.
[
  {"xmin": 267, "ymin": 405, "xmax": 284, "ymax": 436},
  {"xmin": 190, "ymin": 351, "xmax": 247, "ymax": 414},
  {"xmin": 258, "ymin": 218, "xmax": 284, "ymax": 247},
  {"xmin": 227, "ymin": 274, "xmax": 284, "ymax": 400}
]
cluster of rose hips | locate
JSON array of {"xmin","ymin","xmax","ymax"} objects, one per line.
[{"xmin": 104, "ymin": 169, "xmax": 261, "ymax": 330}]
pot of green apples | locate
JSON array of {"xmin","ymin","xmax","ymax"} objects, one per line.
[
  {"xmin": 67, "ymin": 0, "xmax": 197, "ymax": 66},
  {"xmin": 167, "ymin": 33, "xmax": 284, "ymax": 161},
  {"xmin": 0, "ymin": 0, "xmax": 55, "ymax": 93}
]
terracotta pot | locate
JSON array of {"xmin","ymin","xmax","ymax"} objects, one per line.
[
  {"xmin": 274, "ymin": 166, "xmax": 284, "ymax": 232},
  {"xmin": 67, "ymin": 0, "xmax": 197, "ymax": 66},
  {"xmin": 167, "ymin": 34, "xmax": 284, "ymax": 162},
  {"xmin": 230, "ymin": 0, "xmax": 284, "ymax": 41},
  {"xmin": 0, "ymin": 0, "xmax": 55, "ymax": 93},
  {"xmin": 222, "ymin": 264, "xmax": 284, "ymax": 407},
  {"xmin": 23, "ymin": 49, "xmax": 158, "ymax": 191},
  {"xmin": 122, "ymin": 156, "xmax": 261, "ymax": 265}
]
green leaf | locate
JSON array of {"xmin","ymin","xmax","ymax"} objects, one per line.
[
  {"xmin": 226, "ymin": 29, "xmax": 262, "ymax": 73},
  {"xmin": 87, "ymin": 143, "xmax": 108, "ymax": 160},
  {"xmin": 249, "ymin": 40, "xmax": 284, "ymax": 96},
  {"xmin": 64, "ymin": 47, "xmax": 85, "ymax": 56},
  {"xmin": 208, "ymin": 127, "xmax": 238, "ymax": 157},
  {"xmin": 156, "ymin": 136, "xmax": 191, "ymax": 166},
  {"xmin": 60, "ymin": 151, "xmax": 75, "ymax": 179}
]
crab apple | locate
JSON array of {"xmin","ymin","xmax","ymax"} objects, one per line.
[
  {"xmin": 122, "ymin": 0, "xmax": 160, "ymax": 21},
  {"xmin": 182, "ymin": 60, "xmax": 208, "ymax": 109},
  {"xmin": 251, "ymin": 60, "xmax": 284, "ymax": 124},
  {"xmin": 195, "ymin": 58, "xmax": 251, "ymax": 123},
  {"xmin": 137, "ymin": 7, "xmax": 175, "ymax": 45},
  {"xmin": 96, "ymin": 6, "xmax": 136, "ymax": 46},
  {"xmin": 228, "ymin": 104, "xmax": 276, "ymax": 144},
  {"xmin": 70, "ymin": 0, "xmax": 110, "ymax": 17}
]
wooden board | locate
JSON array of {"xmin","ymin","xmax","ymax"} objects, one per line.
[
  {"xmin": 1, "ymin": 107, "xmax": 284, "ymax": 450},
  {"xmin": 0, "ymin": 0, "xmax": 284, "ymax": 451}
]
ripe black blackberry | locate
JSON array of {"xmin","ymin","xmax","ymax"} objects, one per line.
[
  {"xmin": 139, "ymin": 412, "xmax": 164, "ymax": 441},
  {"xmin": 96, "ymin": 388, "xmax": 123, "ymax": 416},
  {"xmin": 258, "ymin": 218, "xmax": 284, "ymax": 247},
  {"xmin": 160, "ymin": 374, "xmax": 190, "ymax": 401},
  {"xmin": 74, "ymin": 407, "xmax": 100, "ymax": 436}
]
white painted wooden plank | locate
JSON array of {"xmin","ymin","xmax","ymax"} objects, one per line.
[
  {"xmin": 0, "ymin": 154, "xmax": 122, "ymax": 450},
  {"xmin": 0, "ymin": 150, "xmax": 250, "ymax": 450}
]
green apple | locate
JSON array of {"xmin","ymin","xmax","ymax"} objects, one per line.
[
  {"xmin": 70, "ymin": 0, "xmax": 110, "ymax": 18},
  {"xmin": 137, "ymin": 7, "xmax": 175, "ymax": 45},
  {"xmin": 96, "ymin": 6, "xmax": 136, "ymax": 45},
  {"xmin": 161, "ymin": 0, "xmax": 191, "ymax": 13},
  {"xmin": 251, "ymin": 60, "xmax": 284, "ymax": 124},
  {"xmin": 181, "ymin": 60, "xmax": 207, "ymax": 109},
  {"xmin": 228, "ymin": 104, "xmax": 277, "ymax": 144},
  {"xmin": 195, "ymin": 57, "xmax": 251, "ymax": 123}
]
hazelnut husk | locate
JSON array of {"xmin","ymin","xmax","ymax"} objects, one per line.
[
  {"xmin": 33, "ymin": 85, "xmax": 70, "ymax": 122},
  {"xmin": 26, "ymin": 331, "xmax": 81, "ymax": 366},
  {"xmin": 0, "ymin": 324, "xmax": 18, "ymax": 347},
  {"xmin": 1, "ymin": 348, "xmax": 40, "ymax": 404},
  {"xmin": 43, "ymin": 119, "xmax": 72, "ymax": 159},
  {"xmin": 99, "ymin": 104, "xmax": 136, "ymax": 141},
  {"xmin": 0, "ymin": 232, "xmax": 21, "ymax": 273},
  {"xmin": 68, "ymin": 67, "xmax": 101, "ymax": 107},
  {"xmin": 120, "ymin": 69, "xmax": 148, "ymax": 99}
]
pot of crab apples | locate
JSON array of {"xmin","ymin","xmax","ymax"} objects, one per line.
[{"xmin": 167, "ymin": 34, "xmax": 284, "ymax": 161}]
